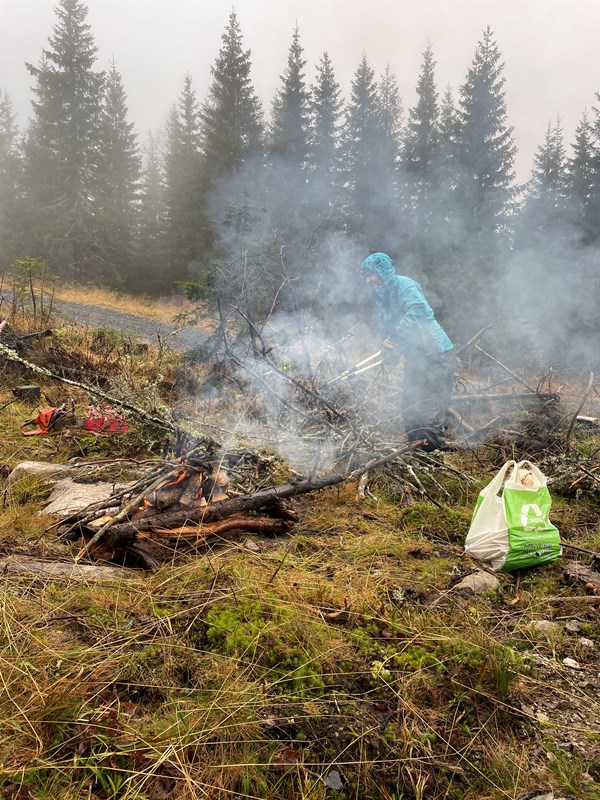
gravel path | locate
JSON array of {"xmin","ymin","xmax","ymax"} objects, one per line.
[{"xmin": 19, "ymin": 296, "xmax": 210, "ymax": 353}]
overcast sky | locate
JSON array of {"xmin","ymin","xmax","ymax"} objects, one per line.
[{"xmin": 1, "ymin": 0, "xmax": 599, "ymax": 181}]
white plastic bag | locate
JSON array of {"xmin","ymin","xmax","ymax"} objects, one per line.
[{"xmin": 465, "ymin": 460, "xmax": 561, "ymax": 572}]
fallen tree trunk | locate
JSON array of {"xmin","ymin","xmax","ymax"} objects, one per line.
[
  {"xmin": 0, "ymin": 556, "xmax": 139, "ymax": 581},
  {"xmin": 95, "ymin": 441, "xmax": 424, "ymax": 552},
  {"xmin": 450, "ymin": 391, "xmax": 559, "ymax": 403}
]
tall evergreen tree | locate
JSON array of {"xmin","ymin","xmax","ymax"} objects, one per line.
[
  {"xmin": 402, "ymin": 44, "xmax": 439, "ymax": 181},
  {"xmin": 137, "ymin": 131, "xmax": 167, "ymax": 293},
  {"xmin": 584, "ymin": 95, "xmax": 600, "ymax": 246},
  {"xmin": 436, "ymin": 86, "xmax": 460, "ymax": 185},
  {"xmin": 163, "ymin": 76, "xmax": 206, "ymax": 283},
  {"xmin": 96, "ymin": 59, "xmax": 141, "ymax": 285},
  {"xmin": 269, "ymin": 26, "xmax": 310, "ymax": 170},
  {"xmin": 378, "ymin": 64, "xmax": 403, "ymax": 181},
  {"xmin": 455, "ymin": 26, "xmax": 516, "ymax": 262},
  {"xmin": 516, "ymin": 118, "xmax": 570, "ymax": 250},
  {"xmin": 0, "ymin": 91, "xmax": 22, "ymax": 267},
  {"xmin": 201, "ymin": 9, "xmax": 263, "ymax": 182},
  {"xmin": 401, "ymin": 44, "xmax": 441, "ymax": 265},
  {"xmin": 199, "ymin": 8, "xmax": 264, "ymax": 302},
  {"xmin": 568, "ymin": 110, "xmax": 597, "ymax": 243},
  {"xmin": 341, "ymin": 54, "xmax": 393, "ymax": 248},
  {"xmin": 23, "ymin": 0, "xmax": 104, "ymax": 280},
  {"xmin": 307, "ymin": 51, "xmax": 344, "ymax": 203}
]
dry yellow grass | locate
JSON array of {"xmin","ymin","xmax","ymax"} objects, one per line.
[{"xmin": 53, "ymin": 284, "xmax": 201, "ymax": 324}]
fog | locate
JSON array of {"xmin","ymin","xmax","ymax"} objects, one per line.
[{"xmin": 2, "ymin": 0, "xmax": 600, "ymax": 181}]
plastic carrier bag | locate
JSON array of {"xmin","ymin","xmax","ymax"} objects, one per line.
[{"xmin": 464, "ymin": 460, "xmax": 561, "ymax": 572}]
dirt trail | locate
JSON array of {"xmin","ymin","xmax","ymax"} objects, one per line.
[{"xmin": 27, "ymin": 296, "xmax": 210, "ymax": 352}]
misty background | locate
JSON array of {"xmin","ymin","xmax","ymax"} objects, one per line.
[{"xmin": 1, "ymin": 0, "xmax": 600, "ymax": 371}]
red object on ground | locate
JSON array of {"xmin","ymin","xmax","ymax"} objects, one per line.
[{"xmin": 83, "ymin": 404, "xmax": 129, "ymax": 433}]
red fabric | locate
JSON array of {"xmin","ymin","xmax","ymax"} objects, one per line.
[{"xmin": 83, "ymin": 405, "xmax": 128, "ymax": 433}]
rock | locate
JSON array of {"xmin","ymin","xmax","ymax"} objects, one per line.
[
  {"xmin": 555, "ymin": 741, "xmax": 573, "ymax": 752},
  {"xmin": 244, "ymin": 538, "xmax": 260, "ymax": 553},
  {"xmin": 562, "ymin": 657, "xmax": 582, "ymax": 670},
  {"xmin": 453, "ymin": 570, "xmax": 500, "ymax": 595},
  {"xmin": 324, "ymin": 770, "xmax": 342, "ymax": 791},
  {"xmin": 530, "ymin": 620, "xmax": 561, "ymax": 635},
  {"xmin": 578, "ymin": 637, "xmax": 596, "ymax": 649},
  {"xmin": 8, "ymin": 460, "xmax": 74, "ymax": 486},
  {"xmin": 42, "ymin": 478, "xmax": 132, "ymax": 516},
  {"xmin": 565, "ymin": 619, "xmax": 582, "ymax": 634},
  {"xmin": 516, "ymin": 790, "xmax": 554, "ymax": 800}
]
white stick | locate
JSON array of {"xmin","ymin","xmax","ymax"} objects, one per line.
[
  {"xmin": 353, "ymin": 350, "xmax": 382, "ymax": 370},
  {"xmin": 349, "ymin": 360, "xmax": 383, "ymax": 377}
]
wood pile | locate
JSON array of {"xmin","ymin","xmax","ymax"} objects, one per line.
[{"xmin": 55, "ymin": 442, "xmax": 424, "ymax": 569}]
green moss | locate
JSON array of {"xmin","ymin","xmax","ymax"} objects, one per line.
[{"xmin": 204, "ymin": 599, "xmax": 337, "ymax": 694}]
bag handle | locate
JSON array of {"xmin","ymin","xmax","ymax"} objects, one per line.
[
  {"xmin": 508, "ymin": 459, "xmax": 547, "ymax": 486},
  {"xmin": 480, "ymin": 460, "xmax": 517, "ymax": 498}
]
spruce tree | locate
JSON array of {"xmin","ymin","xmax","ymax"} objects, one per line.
[
  {"xmin": 584, "ymin": 96, "xmax": 600, "ymax": 246},
  {"xmin": 402, "ymin": 44, "xmax": 439, "ymax": 181},
  {"xmin": 23, "ymin": 0, "xmax": 104, "ymax": 280},
  {"xmin": 201, "ymin": 9, "xmax": 263, "ymax": 181},
  {"xmin": 568, "ymin": 110, "xmax": 597, "ymax": 243},
  {"xmin": 137, "ymin": 132, "xmax": 168, "ymax": 293},
  {"xmin": 455, "ymin": 26, "xmax": 516, "ymax": 262},
  {"xmin": 163, "ymin": 76, "xmax": 207, "ymax": 283},
  {"xmin": 401, "ymin": 44, "xmax": 440, "ymax": 266},
  {"xmin": 307, "ymin": 51, "xmax": 344, "ymax": 204},
  {"xmin": 0, "ymin": 91, "xmax": 22, "ymax": 268},
  {"xmin": 517, "ymin": 119, "xmax": 570, "ymax": 250},
  {"xmin": 270, "ymin": 26, "xmax": 310, "ymax": 169},
  {"xmin": 199, "ymin": 9, "xmax": 265, "ymax": 304},
  {"xmin": 341, "ymin": 54, "xmax": 393, "ymax": 248},
  {"xmin": 436, "ymin": 86, "xmax": 461, "ymax": 187},
  {"xmin": 96, "ymin": 59, "xmax": 141, "ymax": 285}
]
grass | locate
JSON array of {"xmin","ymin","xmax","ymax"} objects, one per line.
[
  {"xmin": 0, "ymin": 306, "xmax": 599, "ymax": 799},
  {"xmin": 52, "ymin": 284, "xmax": 201, "ymax": 326}
]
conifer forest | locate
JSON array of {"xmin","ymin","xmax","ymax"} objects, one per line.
[{"xmin": 0, "ymin": 0, "xmax": 599, "ymax": 366}]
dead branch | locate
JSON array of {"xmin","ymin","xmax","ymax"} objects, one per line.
[
  {"xmin": 472, "ymin": 343, "xmax": 536, "ymax": 393},
  {"xmin": 450, "ymin": 391, "xmax": 559, "ymax": 403},
  {"xmin": 454, "ymin": 325, "xmax": 493, "ymax": 357},
  {"xmin": 565, "ymin": 371, "xmax": 594, "ymax": 455},
  {"xmin": 0, "ymin": 339, "xmax": 184, "ymax": 435},
  {"xmin": 148, "ymin": 515, "xmax": 293, "ymax": 542}
]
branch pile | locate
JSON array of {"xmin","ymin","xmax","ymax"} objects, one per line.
[{"xmin": 56, "ymin": 442, "xmax": 424, "ymax": 568}]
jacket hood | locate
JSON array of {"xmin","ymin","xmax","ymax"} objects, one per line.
[{"xmin": 361, "ymin": 252, "xmax": 395, "ymax": 282}]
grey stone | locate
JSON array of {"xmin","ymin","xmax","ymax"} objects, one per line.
[
  {"xmin": 453, "ymin": 570, "xmax": 500, "ymax": 595},
  {"xmin": 530, "ymin": 620, "xmax": 561, "ymax": 634},
  {"xmin": 324, "ymin": 770, "xmax": 342, "ymax": 791},
  {"xmin": 565, "ymin": 619, "xmax": 582, "ymax": 634},
  {"xmin": 42, "ymin": 478, "xmax": 132, "ymax": 516},
  {"xmin": 578, "ymin": 637, "xmax": 596, "ymax": 649},
  {"xmin": 8, "ymin": 460, "xmax": 74, "ymax": 486}
]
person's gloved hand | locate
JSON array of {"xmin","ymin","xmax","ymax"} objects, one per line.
[{"xmin": 381, "ymin": 338, "xmax": 400, "ymax": 366}]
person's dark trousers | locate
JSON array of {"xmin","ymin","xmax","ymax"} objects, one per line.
[{"xmin": 402, "ymin": 349, "xmax": 455, "ymax": 451}]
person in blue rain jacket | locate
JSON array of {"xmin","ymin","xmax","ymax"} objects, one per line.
[{"xmin": 360, "ymin": 252, "xmax": 455, "ymax": 451}]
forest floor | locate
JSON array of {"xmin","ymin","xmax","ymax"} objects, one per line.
[{"xmin": 0, "ymin": 291, "xmax": 599, "ymax": 800}]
